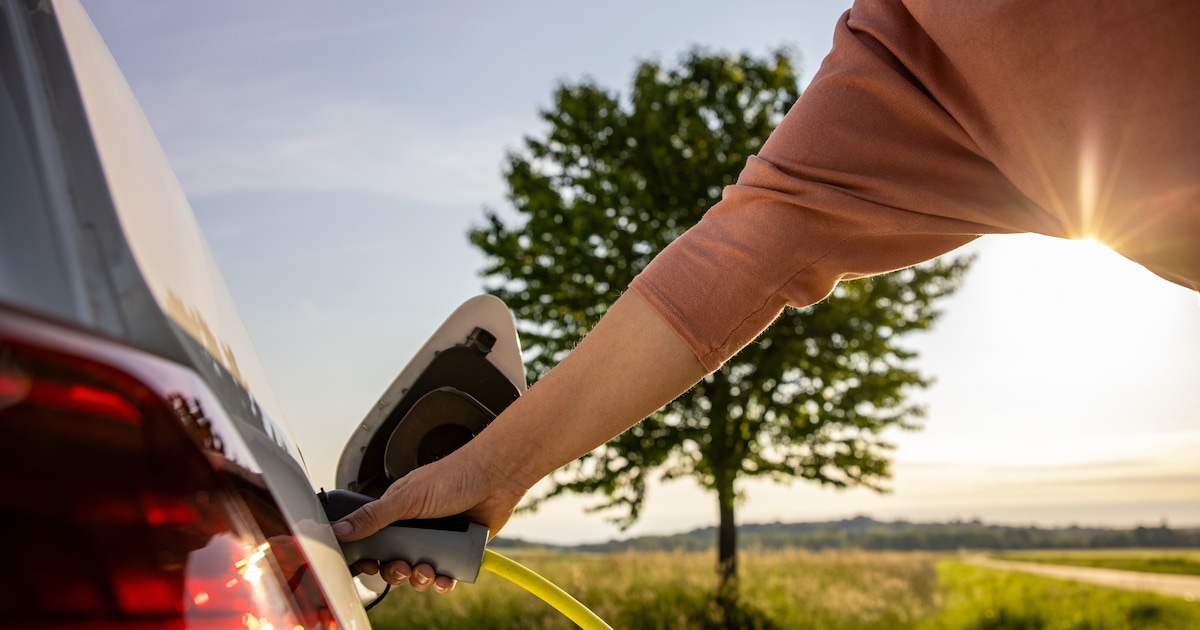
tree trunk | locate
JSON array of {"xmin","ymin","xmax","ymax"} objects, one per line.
[
  {"xmin": 708, "ymin": 371, "xmax": 741, "ymax": 624},
  {"xmin": 716, "ymin": 470, "xmax": 738, "ymax": 592}
]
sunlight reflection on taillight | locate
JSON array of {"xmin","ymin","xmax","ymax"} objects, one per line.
[{"xmin": 179, "ymin": 532, "xmax": 311, "ymax": 627}]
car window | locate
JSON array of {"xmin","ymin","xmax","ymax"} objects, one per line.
[{"xmin": 0, "ymin": 10, "xmax": 77, "ymax": 323}]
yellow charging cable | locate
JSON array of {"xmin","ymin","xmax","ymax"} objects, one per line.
[{"xmin": 481, "ymin": 548, "xmax": 613, "ymax": 630}]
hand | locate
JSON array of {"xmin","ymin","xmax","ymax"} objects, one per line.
[{"xmin": 333, "ymin": 446, "xmax": 529, "ymax": 594}]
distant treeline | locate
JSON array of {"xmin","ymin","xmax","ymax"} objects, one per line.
[{"xmin": 492, "ymin": 516, "xmax": 1200, "ymax": 553}]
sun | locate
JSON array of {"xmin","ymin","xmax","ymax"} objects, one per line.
[
  {"xmin": 1035, "ymin": 235, "xmax": 1133, "ymax": 283},
  {"xmin": 1074, "ymin": 236, "xmax": 1116, "ymax": 255}
]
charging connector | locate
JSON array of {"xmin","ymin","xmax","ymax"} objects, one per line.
[{"xmin": 319, "ymin": 489, "xmax": 488, "ymax": 583}]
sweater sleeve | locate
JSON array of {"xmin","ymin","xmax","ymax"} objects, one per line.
[{"xmin": 629, "ymin": 2, "xmax": 1039, "ymax": 373}]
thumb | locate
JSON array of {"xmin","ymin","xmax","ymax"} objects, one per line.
[
  {"xmin": 332, "ymin": 463, "xmax": 453, "ymax": 541},
  {"xmin": 333, "ymin": 452, "xmax": 488, "ymax": 541},
  {"xmin": 333, "ymin": 484, "xmax": 422, "ymax": 542},
  {"xmin": 331, "ymin": 497, "xmax": 389, "ymax": 542}
]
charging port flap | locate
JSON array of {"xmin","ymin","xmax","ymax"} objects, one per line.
[{"xmin": 335, "ymin": 295, "xmax": 527, "ymax": 499}]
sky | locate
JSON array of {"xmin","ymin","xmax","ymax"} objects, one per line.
[{"xmin": 79, "ymin": 1, "xmax": 1199, "ymax": 545}]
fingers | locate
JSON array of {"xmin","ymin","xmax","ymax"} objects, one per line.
[
  {"xmin": 433, "ymin": 575, "xmax": 457, "ymax": 594},
  {"xmin": 408, "ymin": 564, "xmax": 435, "ymax": 592},
  {"xmin": 376, "ymin": 560, "xmax": 456, "ymax": 594},
  {"xmin": 380, "ymin": 560, "xmax": 411, "ymax": 586},
  {"xmin": 350, "ymin": 559, "xmax": 379, "ymax": 576},
  {"xmin": 408, "ymin": 563, "xmax": 456, "ymax": 594}
]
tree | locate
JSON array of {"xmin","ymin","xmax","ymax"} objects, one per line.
[{"xmin": 470, "ymin": 47, "xmax": 972, "ymax": 596}]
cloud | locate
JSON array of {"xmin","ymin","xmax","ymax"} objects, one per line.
[
  {"xmin": 149, "ymin": 94, "xmax": 518, "ymax": 205},
  {"xmin": 981, "ymin": 459, "xmax": 1153, "ymax": 474},
  {"xmin": 1062, "ymin": 473, "xmax": 1200, "ymax": 487}
]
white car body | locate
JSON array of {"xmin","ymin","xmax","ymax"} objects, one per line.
[{"xmin": 0, "ymin": 0, "xmax": 524, "ymax": 626}]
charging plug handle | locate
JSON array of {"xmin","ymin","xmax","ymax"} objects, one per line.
[{"xmin": 319, "ymin": 489, "xmax": 489, "ymax": 583}]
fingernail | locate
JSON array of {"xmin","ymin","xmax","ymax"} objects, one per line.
[
  {"xmin": 332, "ymin": 521, "xmax": 353, "ymax": 538},
  {"xmin": 434, "ymin": 584, "xmax": 449, "ymax": 594},
  {"xmin": 389, "ymin": 571, "xmax": 409, "ymax": 584},
  {"xmin": 413, "ymin": 571, "xmax": 431, "ymax": 586}
]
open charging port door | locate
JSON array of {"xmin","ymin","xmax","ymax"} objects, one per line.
[{"xmin": 330, "ymin": 295, "xmax": 526, "ymax": 583}]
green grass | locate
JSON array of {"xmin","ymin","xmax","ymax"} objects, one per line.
[
  {"xmin": 928, "ymin": 560, "xmax": 1198, "ymax": 630},
  {"xmin": 990, "ymin": 549, "xmax": 1200, "ymax": 577},
  {"xmin": 366, "ymin": 549, "xmax": 1200, "ymax": 629}
]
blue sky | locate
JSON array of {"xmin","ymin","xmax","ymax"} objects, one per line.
[{"xmin": 80, "ymin": 1, "xmax": 1200, "ymax": 544}]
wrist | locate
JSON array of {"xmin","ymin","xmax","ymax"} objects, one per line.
[{"xmin": 463, "ymin": 415, "xmax": 543, "ymax": 497}]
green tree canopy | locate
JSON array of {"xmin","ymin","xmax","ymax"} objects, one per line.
[{"xmin": 470, "ymin": 47, "xmax": 972, "ymax": 594}]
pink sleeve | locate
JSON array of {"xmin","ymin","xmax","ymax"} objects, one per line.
[{"xmin": 629, "ymin": 2, "xmax": 1035, "ymax": 373}]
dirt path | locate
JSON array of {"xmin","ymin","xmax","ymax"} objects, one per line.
[{"xmin": 965, "ymin": 555, "xmax": 1200, "ymax": 601}]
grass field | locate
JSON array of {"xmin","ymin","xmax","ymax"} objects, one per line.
[
  {"xmin": 931, "ymin": 560, "xmax": 1198, "ymax": 630},
  {"xmin": 366, "ymin": 549, "xmax": 1200, "ymax": 629},
  {"xmin": 990, "ymin": 548, "xmax": 1200, "ymax": 577}
]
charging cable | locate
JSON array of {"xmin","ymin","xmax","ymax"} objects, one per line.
[{"xmin": 481, "ymin": 548, "xmax": 613, "ymax": 630}]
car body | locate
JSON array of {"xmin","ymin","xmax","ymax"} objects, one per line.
[{"xmin": 0, "ymin": 0, "xmax": 524, "ymax": 626}]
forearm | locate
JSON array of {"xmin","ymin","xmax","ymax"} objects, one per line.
[{"xmin": 463, "ymin": 289, "xmax": 706, "ymax": 491}]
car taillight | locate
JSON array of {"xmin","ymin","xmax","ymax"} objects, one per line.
[{"xmin": 0, "ymin": 307, "xmax": 338, "ymax": 629}]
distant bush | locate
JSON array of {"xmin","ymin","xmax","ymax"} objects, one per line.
[{"xmin": 492, "ymin": 516, "xmax": 1200, "ymax": 554}]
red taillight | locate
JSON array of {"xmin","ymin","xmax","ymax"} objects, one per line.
[{"xmin": 0, "ymin": 308, "xmax": 338, "ymax": 629}]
